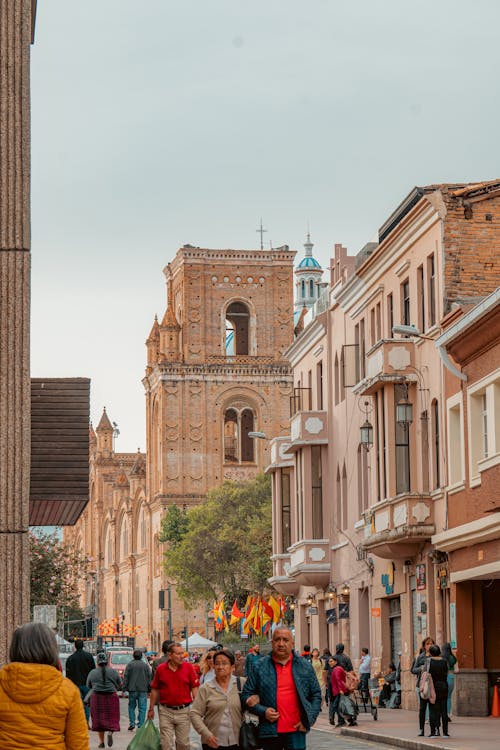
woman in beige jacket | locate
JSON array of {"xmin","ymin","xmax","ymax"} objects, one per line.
[{"xmin": 190, "ymin": 649, "xmax": 245, "ymax": 750}]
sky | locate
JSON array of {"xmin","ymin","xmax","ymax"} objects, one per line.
[{"xmin": 30, "ymin": 0, "xmax": 500, "ymax": 451}]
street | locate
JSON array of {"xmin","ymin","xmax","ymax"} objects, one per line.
[{"xmin": 101, "ymin": 700, "xmax": 395, "ymax": 750}]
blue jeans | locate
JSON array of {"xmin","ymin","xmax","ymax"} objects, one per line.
[
  {"xmin": 78, "ymin": 685, "xmax": 90, "ymax": 722},
  {"xmin": 447, "ymin": 673, "xmax": 455, "ymax": 716},
  {"xmin": 128, "ymin": 691, "xmax": 148, "ymax": 728}
]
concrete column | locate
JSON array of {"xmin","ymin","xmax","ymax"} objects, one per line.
[{"xmin": 0, "ymin": 0, "xmax": 32, "ymax": 664}]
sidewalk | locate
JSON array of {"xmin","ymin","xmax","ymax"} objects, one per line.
[{"xmin": 314, "ymin": 705, "xmax": 500, "ymax": 750}]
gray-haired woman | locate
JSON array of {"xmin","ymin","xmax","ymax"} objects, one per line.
[{"xmin": 87, "ymin": 651, "xmax": 122, "ymax": 748}]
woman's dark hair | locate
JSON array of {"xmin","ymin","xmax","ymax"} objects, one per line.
[
  {"xmin": 421, "ymin": 637, "xmax": 434, "ymax": 651},
  {"xmin": 441, "ymin": 642, "xmax": 452, "ymax": 660},
  {"xmin": 429, "ymin": 644, "xmax": 440, "ymax": 657},
  {"xmin": 9, "ymin": 622, "xmax": 59, "ymax": 668},
  {"xmin": 388, "ymin": 662, "xmax": 396, "ymax": 671},
  {"xmin": 213, "ymin": 648, "xmax": 235, "ymax": 666}
]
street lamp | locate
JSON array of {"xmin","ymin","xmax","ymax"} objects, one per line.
[
  {"xmin": 359, "ymin": 399, "xmax": 373, "ymax": 449},
  {"xmin": 248, "ymin": 431, "xmax": 267, "ymax": 440},
  {"xmin": 396, "ymin": 383, "xmax": 413, "ymax": 427}
]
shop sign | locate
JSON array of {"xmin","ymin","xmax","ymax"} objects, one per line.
[
  {"xmin": 437, "ymin": 566, "xmax": 449, "ymax": 589},
  {"xmin": 306, "ymin": 606, "xmax": 318, "ymax": 616},
  {"xmin": 339, "ymin": 602, "xmax": 350, "ymax": 619},
  {"xmin": 326, "ymin": 607, "xmax": 337, "ymax": 624},
  {"xmin": 416, "ymin": 563, "xmax": 426, "ymax": 590},
  {"xmin": 371, "ymin": 607, "xmax": 381, "ymax": 618}
]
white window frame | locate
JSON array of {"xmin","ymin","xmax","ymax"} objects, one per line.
[
  {"xmin": 467, "ymin": 369, "xmax": 500, "ymax": 487},
  {"xmin": 446, "ymin": 391, "xmax": 465, "ymax": 491}
]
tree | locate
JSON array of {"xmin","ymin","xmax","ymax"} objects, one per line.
[
  {"xmin": 159, "ymin": 503, "xmax": 189, "ymax": 546},
  {"xmin": 160, "ymin": 473, "xmax": 273, "ymax": 606},
  {"xmin": 30, "ymin": 530, "xmax": 88, "ymax": 624}
]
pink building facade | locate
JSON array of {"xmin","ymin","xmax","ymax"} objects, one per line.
[{"xmin": 268, "ymin": 181, "xmax": 500, "ymax": 714}]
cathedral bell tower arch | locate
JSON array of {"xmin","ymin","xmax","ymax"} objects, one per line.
[{"xmin": 222, "ymin": 297, "xmax": 257, "ymax": 357}]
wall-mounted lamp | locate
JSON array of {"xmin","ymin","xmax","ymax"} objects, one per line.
[
  {"xmin": 306, "ymin": 593, "xmax": 315, "ymax": 606},
  {"xmin": 359, "ymin": 400, "xmax": 373, "ymax": 449},
  {"xmin": 289, "ymin": 600, "xmax": 296, "ymax": 611},
  {"xmin": 396, "ymin": 383, "xmax": 413, "ymax": 427},
  {"xmin": 341, "ymin": 583, "xmax": 350, "ymax": 597},
  {"xmin": 325, "ymin": 583, "xmax": 337, "ymax": 600}
]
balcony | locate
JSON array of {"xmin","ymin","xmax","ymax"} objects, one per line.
[
  {"xmin": 267, "ymin": 437, "xmax": 294, "ymax": 472},
  {"xmin": 286, "ymin": 539, "xmax": 331, "ymax": 586},
  {"xmin": 268, "ymin": 553, "xmax": 300, "ymax": 595},
  {"xmin": 360, "ymin": 493, "xmax": 435, "ymax": 559},
  {"xmin": 354, "ymin": 339, "xmax": 416, "ymax": 395},
  {"xmin": 289, "ymin": 410, "xmax": 328, "ymax": 452}
]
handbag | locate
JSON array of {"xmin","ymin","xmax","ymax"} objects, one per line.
[
  {"xmin": 236, "ymin": 676, "xmax": 259, "ymax": 750},
  {"xmin": 419, "ymin": 658, "xmax": 436, "ymax": 704}
]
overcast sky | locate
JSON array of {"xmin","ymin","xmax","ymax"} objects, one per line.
[{"xmin": 30, "ymin": 1, "xmax": 500, "ymax": 451}]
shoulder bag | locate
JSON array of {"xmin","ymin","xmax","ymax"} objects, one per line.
[{"xmin": 236, "ymin": 676, "xmax": 259, "ymax": 750}]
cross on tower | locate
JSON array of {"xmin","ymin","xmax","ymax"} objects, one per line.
[{"xmin": 256, "ymin": 218, "xmax": 267, "ymax": 250}]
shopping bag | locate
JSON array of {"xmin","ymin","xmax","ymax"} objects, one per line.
[
  {"xmin": 126, "ymin": 719, "xmax": 161, "ymax": 750},
  {"xmin": 338, "ymin": 694, "xmax": 357, "ymax": 719}
]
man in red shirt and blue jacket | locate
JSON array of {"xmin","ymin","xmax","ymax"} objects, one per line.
[{"xmin": 241, "ymin": 628, "xmax": 321, "ymax": 750}]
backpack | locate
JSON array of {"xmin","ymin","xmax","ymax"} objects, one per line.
[
  {"xmin": 345, "ymin": 670, "xmax": 360, "ymax": 692},
  {"xmin": 419, "ymin": 658, "xmax": 436, "ymax": 704}
]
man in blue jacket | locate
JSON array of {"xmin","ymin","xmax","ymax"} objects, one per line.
[{"xmin": 241, "ymin": 627, "xmax": 322, "ymax": 750}]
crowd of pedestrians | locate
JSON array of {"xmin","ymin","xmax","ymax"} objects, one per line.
[{"xmin": 0, "ymin": 619, "xmax": 459, "ymax": 749}]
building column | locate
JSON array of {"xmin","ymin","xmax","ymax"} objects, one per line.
[{"xmin": 0, "ymin": 0, "xmax": 32, "ymax": 664}]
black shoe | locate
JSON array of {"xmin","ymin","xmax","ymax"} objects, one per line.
[
  {"xmin": 128, "ymin": 725, "xmax": 135, "ymax": 731},
  {"xmin": 418, "ymin": 731, "xmax": 424, "ymax": 736},
  {"xmin": 107, "ymin": 733, "xmax": 113, "ymax": 747},
  {"xmin": 443, "ymin": 734, "xmax": 450, "ymax": 738},
  {"xmin": 98, "ymin": 745, "xmax": 105, "ymax": 749}
]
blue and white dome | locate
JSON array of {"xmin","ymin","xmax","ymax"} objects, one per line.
[
  {"xmin": 294, "ymin": 232, "xmax": 324, "ymax": 312},
  {"xmin": 297, "ymin": 255, "xmax": 322, "ymax": 270}
]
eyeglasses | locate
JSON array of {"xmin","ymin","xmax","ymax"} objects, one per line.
[{"xmin": 206, "ymin": 656, "xmax": 213, "ymax": 660}]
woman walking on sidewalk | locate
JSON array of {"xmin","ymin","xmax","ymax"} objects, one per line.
[{"xmin": 87, "ymin": 652, "xmax": 122, "ymax": 748}]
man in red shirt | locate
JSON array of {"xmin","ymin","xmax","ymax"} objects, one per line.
[{"xmin": 148, "ymin": 642, "xmax": 199, "ymax": 750}]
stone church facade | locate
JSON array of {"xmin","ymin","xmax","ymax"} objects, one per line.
[{"xmin": 67, "ymin": 245, "xmax": 295, "ymax": 649}]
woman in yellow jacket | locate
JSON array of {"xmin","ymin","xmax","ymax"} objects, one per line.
[{"xmin": 0, "ymin": 622, "xmax": 89, "ymax": 750}]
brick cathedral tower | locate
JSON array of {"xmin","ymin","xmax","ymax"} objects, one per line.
[{"xmin": 144, "ymin": 245, "xmax": 295, "ymax": 510}]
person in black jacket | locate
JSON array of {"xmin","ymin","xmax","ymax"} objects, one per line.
[
  {"xmin": 427, "ymin": 645, "xmax": 449, "ymax": 738},
  {"xmin": 65, "ymin": 639, "xmax": 96, "ymax": 723},
  {"xmin": 334, "ymin": 643, "xmax": 353, "ymax": 673}
]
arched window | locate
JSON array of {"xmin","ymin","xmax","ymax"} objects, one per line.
[
  {"xmin": 106, "ymin": 525, "xmax": 113, "ymax": 567},
  {"xmin": 224, "ymin": 409, "xmax": 238, "ymax": 462},
  {"xmin": 225, "ymin": 302, "xmax": 250, "ymax": 355},
  {"xmin": 120, "ymin": 517, "xmax": 128, "ymax": 560},
  {"xmin": 223, "ymin": 406, "xmax": 255, "ymax": 464},
  {"xmin": 309, "ymin": 279, "xmax": 314, "ymax": 298},
  {"xmin": 301, "ymin": 280, "xmax": 306, "ymax": 298},
  {"xmin": 241, "ymin": 409, "xmax": 254, "ymax": 462},
  {"xmin": 141, "ymin": 507, "xmax": 147, "ymax": 550}
]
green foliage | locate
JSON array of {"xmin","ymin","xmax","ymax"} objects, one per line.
[
  {"xmin": 219, "ymin": 631, "xmax": 241, "ymax": 646},
  {"xmin": 161, "ymin": 473, "xmax": 273, "ymax": 607},
  {"xmin": 159, "ymin": 504, "xmax": 189, "ymax": 546},
  {"xmin": 29, "ymin": 530, "xmax": 88, "ymax": 622}
]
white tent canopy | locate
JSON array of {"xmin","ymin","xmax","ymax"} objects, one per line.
[{"xmin": 179, "ymin": 632, "xmax": 218, "ymax": 650}]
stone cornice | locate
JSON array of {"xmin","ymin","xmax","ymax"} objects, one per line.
[{"xmin": 432, "ymin": 512, "xmax": 500, "ymax": 552}]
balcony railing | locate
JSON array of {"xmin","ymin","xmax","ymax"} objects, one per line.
[
  {"xmin": 268, "ymin": 553, "xmax": 300, "ymax": 595},
  {"xmin": 360, "ymin": 492, "xmax": 435, "ymax": 559},
  {"xmin": 289, "ymin": 410, "xmax": 328, "ymax": 451},
  {"xmin": 354, "ymin": 338, "xmax": 416, "ymax": 395},
  {"xmin": 286, "ymin": 539, "xmax": 331, "ymax": 587}
]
